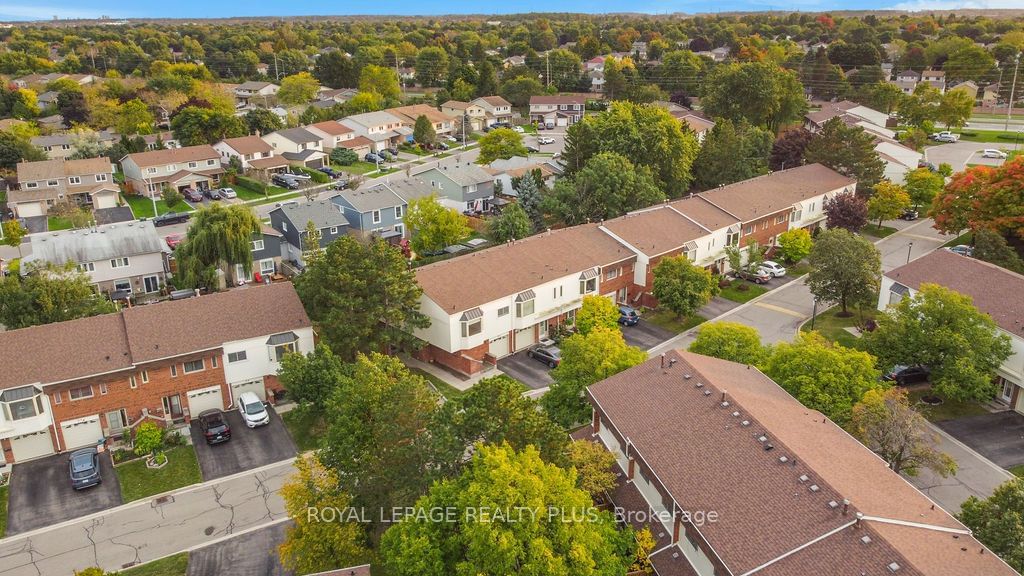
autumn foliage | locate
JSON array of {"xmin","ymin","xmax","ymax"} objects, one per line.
[{"xmin": 931, "ymin": 157, "xmax": 1024, "ymax": 239}]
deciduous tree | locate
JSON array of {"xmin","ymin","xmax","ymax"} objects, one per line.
[
  {"xmin": 692, "ymin": 118, "xmax": 772, "ymax": 189},
  {"xmin": 806, "ymin": 228, "xmax": 881, "ymax": 315},
  {"xmin": 867, "ymin": 181, "xmax": 911, "ymax": 228},
  {"xmin": 487, "ymin": 202, "xmax": 531, "ymax": 243},
  {"xmin": 174, "ymin": 204, "xmax": 261, "ymax": 289},
  {"xmin": 652, "ymin": 255, "xmax": 719, "ymax": 320},
  {"xmin": 278, "ymin": 343, "xmax": 348, "ymax": 417},
  {"xmin": 960, "ymin": 478, "xmax": 1024, "ymax": 572},
  {"xmin": 568, "ymin": 439, "xmax": 619, "ymax": 498},
  {"xmin": 412, "ymin": 114, "xmax": 436, "ymax": 146},
  {"xmin": 974, "ymin": 228, "xmax": 1024, "ymax": 274},
  {"xmin": 803, "ymin": 117, "xmax": 885, "ymax": 195},
  {"xmin": 0, "ymin": 262, "xmax": 117, "ymax": 329},
  {"xmin": 277, "ymin": 72, "xmax": 320, "ymax": 106},
  {"xmin": 769, "ymin": 128, "xmax": 813, "ymax": 171},
  {"xmin": 575, "ymin": 294, "xmax": 621, "ymax": 335},
  {"xmin": 359, "ymin": 64, "xmax": 401, "ymax": 102},
  {"xmin": 851, "ymin": 388, "xmax": 956, "ymax": 477},
  {"xmin": 1, "ymin": 219, "xmax": 28, "ymax": 257},
  {"xmin": 544, "ymin": 152, "xmax": 664, "ymax": 224},
  {"xmin": 701, "ymin": 61, "xmax": 807, "ymax": 133},
  {"xmin": 415, "ymin": 46, "xmax": 449, "ymax": 87},
  {"xmin": 171, "ymin": 106, "xmax": 246, "ymax": 145},
  {"xmin": 476, "ymin": 127, "xmax": 528, "ymax": 164},
  {"xmin": 777, "ymin": 228, "xmax": 813, "ymax": 263},
  {"xmin": 903, "ymin": 167, "xmax": 944, "ymax": 210},
  {"xmin": 405, "ymin": 194, "xmax": 471, "ymax": 254},
  {"xmin": 688, "ymin": 322, "xmax": 768, "ymax": 366},
  {"xmin": 824, "ymin": 191, "xmax": 868, "ymax": 233}
]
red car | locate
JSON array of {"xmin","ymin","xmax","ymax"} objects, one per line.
[
  {"xmin": 182, "ymin": 188, "xmax": 204, "ymax": 203},
  {"xmin": 165, "ymin": 233, "xmax": 185, "ymax": 249}
]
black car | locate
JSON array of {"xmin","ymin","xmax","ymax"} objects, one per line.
[
  {"xmin": 69, "ymin": 447, "xmax": 101, "ymax": 490},
  {"xmin": 883, "ymin": 365, "xmax": 930, "ymax": 386},
  {"xmin": 386, "ymin": 147, "xmax": 399, "ymax": 156},
  {"xmin": 526, "ymin": 344, "xmax": 561, "ymax": 368},
  {"xmin": 202, "ymin": 188, "xmax": 221, "ymax": 201},
  {"xmin": 437, "ymin": 142, "xmax": 450, "ymax": 150},
  {"xmin": 365, "ymin": 152, "xmax": 383, "ymax": 163},
  {"xmin": 198, "ymin": 409, "xmax": 232, "ymax": 444},
  {"xmin": 618, "ymin": 305, "xmax": 639, "ymax": 326},
  {"xmin": 271, "ymin": 174, "xmax": 301, "ymax": 189},
  {"xmin": 900, "ymin": 208, "xmax": 919, "ymax": 221},
  {"xmin": 526, "ymin": 145, "xmax": 540, "ymax": 153},
  {"xmin": 153, "ymin": 211, "xmax": 191, "ymax": 226},
  {"xmin": 317, "ymin": 166, "xmax": 340, "ymax": 178}
]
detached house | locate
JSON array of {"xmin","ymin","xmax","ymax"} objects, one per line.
[
  {"xmin": 10, "ymin": 157, "xmax": 118, "ymax": 217},
  {"xmin": 22, "ymin": 220, "xmax": 168, "ymax": 298},
  {"xmin": 121, "ymin": 145, "xmax": 224, "ymax": 197},
  {"xmin": 472, "ymin": 96, "xmax": 514, "ymax": 126},
  {"xmin": 331, "ymin": 177, "xmax": 432, "ymax": 242},
  {"xmin": 340, "ymin": 111, "xmax": 409, "ymax": 153},
  {"xmin": 0, "ymin": 283, "xmax": 313, "ymax": 464},
  {"xmin": 234, "ymin": 81, "xmax": 280, "ymax": 106},
  {"xmin": 306, "ymin": 120, "xmax": 373, "ymax": 157},
  {"xmin": 386, "ymin": 104, "xmax": 456, "ymax": 137},
  {"xmin": 213, "ymin": 135, "xmax": 287, "ymax": 172},
  {"xmin": 261, "ymin": 127, "xmax": 327, "ymax": 169},
  {"xmin": 31, "ymin": 129, "xmax": 118, "ymax": 160},
  {"xmin": 529, "ymin": 95, "xmax": 586, "ymax": 128},
  {"xmin": 268, "ymin": 201, "xmax": 350, "ymax": 265},
  {"xmin": 414, "ymin": 162, "xmax": 497, "ymax": 212},
  {"xmin": 441, "ymin": 100, "xmax": 488, "ymax": 132}
]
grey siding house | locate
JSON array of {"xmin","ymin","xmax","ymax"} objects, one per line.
[
  {"xmin": 331, "ymin": 177, "xmax": 433, "ymax": 241},
  {"xmin": 268, "ymin": 201, "xmax": 350, "ymax": 266},
  {"xmin": 233, "ymin": 225, "xmax": 287, "ymax": 284},
  {"xmin": 413, "ymin": 163, "xmax": 496, "ymax": 212}
]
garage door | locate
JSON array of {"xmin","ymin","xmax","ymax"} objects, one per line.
[
  {"xmin": 514, "ymin": 326, "xmax": 536, "ymax": 351},
  {"xmin": 15, "ymin": 202, "xmax": 43, "ymax": 217},
  {"xmin": 10, "ymin": 430, "xmax": 55, "ymax": 461},
  {"xmin": 556, "ymin": 117, "xmax": 568, "ymax": 127},
  {"xmin": 187, "ymin": 386, "xmax": 225, "ymax": 415},
  {"xmin": 61, "ymin": 415, "xmax": 103, "ymax": 450},
  {"xmin": 230, "ymin": 378, "xmax": 266, "ymax": 404},
  {"xmin": 489, "ymin": 334, "xmax": 510, "ymax": 358}
]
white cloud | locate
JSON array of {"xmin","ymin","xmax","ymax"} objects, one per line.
[
  {"xmin": 889, "ymin": 0, "xmax": 1022, "ymax": 9},
  {"xmin": 0, "ymin": 4, "xmax": 116, "ymax": 21}
]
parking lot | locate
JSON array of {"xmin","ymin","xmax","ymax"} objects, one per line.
[
  {"xmin": 937, "ymin": 411, "xmax": 1024, "ymax": 469},
  {"xmin": 190, "ymin": 408, "xmax": 296, "ymax": 481},
  {"xmin": 6, "ymin": 450, "xmax": 123, "ymax": 535},
  {"xmin": 498, "ymin": 350, "xmax": 555, "ymax": 390},
  {"xmin": 621, "ymin": 320, "xmax": 675, "ymax": 350},
  {"xmin": 924, "ymin": 140, "xmax": 1013, "ymax": 171},
  {"xmin": 188, "ymin": 521, "xmax": 290, "ymax": 576}
]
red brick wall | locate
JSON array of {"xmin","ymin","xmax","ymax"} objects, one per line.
[
  {"xmin": 600, "ymin": 260, "xmax": 636, "ymax": 304},
  {"xmin": 416, "ymin": 341, "xmax": 490, "ymax": 376},
  {"xmin": 48, "ymin": 350, "xmax": 228, "ymax": 448},
  {"xmin": 740, "ymin": 211, "xmax": 791, "ymax": 249}
]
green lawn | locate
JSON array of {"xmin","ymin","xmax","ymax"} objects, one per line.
[
  {"xmin": 801, "ymin": 305, "xmax": 877, "ymax": 349},
  {"xmin": 908, "ymin": 389, "xmax": 989, "ymax": 422},
  {"xmin": 718, "ymin": 281, "xmax": 768, "ymax": 303},
  {"xmin": 521, "ymin": 124, "xmax": 538, "ymax": 134},
  {"xmin": 0, "ymin": 484, "xmax": 8, "ymax": 538},
  {"xmin": 786, "ymin": 262, "xmax": 814, "ymax": 277},
  {"xmin": 399, "ymin": 145, "xmax": 432, "ymax": 156},
  {"xmin": 47, "ymin": 216, "xmax": 75, "ymax": 231},
  {"xmin": 249, "ymin": 192, "xmax": 303, "ymax": 207},
  {"xmin": 952, "ymin": 129, "xmax": 1024, "ymax": 144},
  {"xmin": 339, "ymin": 161, "xmax": 380, "ymax": 175},
  {"xmin": 410, "ymin": 367, "xmax": 467, "ymax": 399},
  {"xmin": 116, "ymin": 446, "xmax": 202, "ymax": 502},
  {"xmin": 643, "ymin": 308, "xmax": 707, "ymax": 334},
  {"xmin": 230, "ymin": 181, "xmax": 269, "ymax": 201},
  {"xmin": 121, "ymin": 194, "xmax": 193, "ymax": 219},
  {"xmin": 120, "ymin": 552, "xmax": 189, "ymax": 576},
  {"xmin": 942, "ymin": 230, "xmax": 974, "ymax": 248},
  {"xmin": 862, "ymin": 223, "xmax": 898, "ymax": 238},
  {"xmin": 281, "ymin": 409, "xmax": 325, "ymax": 453},
  {"xmin": 1009, "ymin": 465, "xmax": 1024, "ymax": 478}
]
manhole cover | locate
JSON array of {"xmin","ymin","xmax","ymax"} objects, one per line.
[{"xmin": 204, "ymin": 526, "xmax": 215, "ymax": 536}]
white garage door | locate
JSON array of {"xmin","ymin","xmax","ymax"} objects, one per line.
[
  {"xmin": 489, "ymin": 334, "xmax": 510, "ymax": 358},
  {"xmin": 61, "ymin": 415, "xmax": 103, "ymax": 450},
  {"xmin": 14, "ymin": 202, "xmax": 43, "ymax": 217},
  {"xmin": 556, "ymin": 117, "xmax": 568, "ymax": 127},
  {"xmin": 187, "ymin": 386, "xmax": 225, "ymax": 415},
  {"xmin": 10, "ymin": 430, "xmax": 55, "ymax": 461},
  {"xmin": 514, "ymin": 326, "xmax": 536, "ymax": 351},
  {"xmin": 230, "ymin": 378, "xmax": 266, "ymax": 404}
]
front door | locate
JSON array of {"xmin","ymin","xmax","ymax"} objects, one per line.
[
  {"xmin": 163, "ymin": 394, "xmax": 183, "ymax": 419},
  {"xmin": 1000, "ymin": 378, "xmax": 1014, "ymax": 404},
  {"xmin": 143, "ymin": 275, "xmax": 160, "ymax": 293}
]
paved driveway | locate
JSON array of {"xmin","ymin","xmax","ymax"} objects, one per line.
[
  {"xmin": 937, "ymin": 411, "xmax": 1024, "ymax": 469},
  {"xmin": 188, "ymin": 522, "xmax": 290, "ymax": 576},
  {"xmin": 6, "ymin": 450, "xmax": 123, "ymax": 535},
  {"xmin": 190, "ymin": 408, "xmax": 296, "ymax": 481},
  {"xmin": 621, "ymin": 320, "xmax": 675, "ymax": 351},
  {"xmin": 498, "ymin": 350, "xmax": 554, "ymax": 390},
  {"xmin": 924, "ymin": 140, "xmax": 1011, "ymax": 171}
]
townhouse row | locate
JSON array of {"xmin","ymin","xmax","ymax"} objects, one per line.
[
  {"xmin": 413, "ymin": 163, "xmax": 856, "ymax": 376},
  {"xmin": 0, "ymin": 283, "xmax": 313, "ymax": 464}
]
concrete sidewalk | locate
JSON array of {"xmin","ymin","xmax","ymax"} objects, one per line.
[{"xmin": 0, "ymin": 459, "xmax": 295, "ymax": 576}]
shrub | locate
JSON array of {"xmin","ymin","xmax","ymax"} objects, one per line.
[
  {"xmin": 295, "ymin": 166, "xmax": 329, "ymax": 184},
  {"xmin": 133, "ymin": 422, "xmax": 164, "ymax": 456},
  {"xmin": 236, "ymin": 175, "xmax": 267, "ymax": 195},
  {"xmin": 777, "ymin": 228, "xmax": 813, "ymax": 263},
  {"xmin": 330, "ymin": 147, "xmax": 358, "ymax": 166}
]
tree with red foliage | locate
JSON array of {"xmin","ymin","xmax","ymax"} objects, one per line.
[
  {"xmin": 824, "ymin": 191, "xmax": 868, "ymax": 233},
  {"xmin": 769, "ymin": 129, "xmax": 813, "ymax": 171},
  {"xmin": 816, "ymin": 14, "xmax": 836, "ymax": 29},
  {"xmin": 931, "ymin": 157, "xmax": 1024, "ymax": 240}
]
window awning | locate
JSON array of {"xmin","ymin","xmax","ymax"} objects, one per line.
[
  {"xmin": 267, "ymin": 332, "xmax": 299, "ymax": 346},
  {"xmin": 460, "ymin": 308, "xmax": 483, "ymax": 321},
  {"xmin": 0, "ymin": 385, "xmax": 38, "ymax": 403},
  {"xmin": 889, "ymin": 282, "xmax": 910, "ymax": 296},
  {"xmin": 515, "ymin": 289, "xmax": 535, "ymax": 302},
  {"xmin": 684, "ymin": 241, "xmax": 698, "ymax": 251},
  {"xmin": 579, "ymin": 268, "xmax": 599, "ymax": 280}
]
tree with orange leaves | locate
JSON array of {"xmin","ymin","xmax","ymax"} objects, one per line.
[{"xmin": 931, "ymin": 157, "xmax": 1024, "ymax": 240}]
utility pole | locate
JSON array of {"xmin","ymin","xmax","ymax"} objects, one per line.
[
  {"xmin": 546, "ymin": 52, "xmax": 551, "ymax": 89},
  {"xmin": 274, "ymin": 52, "xmax": 280, "ymax": 80},
  {"xmin": 1006, "ymin": 53, "xmax": 1021, "ymax": 132}
]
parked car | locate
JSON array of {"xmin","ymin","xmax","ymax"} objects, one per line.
[
  {"xmin": 237, "ymin": 391, "xmax": 270, "ymax": 428},
  {"xmin": 736, "ymin": 268, "xmax": 771, "ymax": 284},
  {"xmin": 202, "ymin": 187, "xmax": 222, "ymax": 201},
  {"xmin": 917, "ymin": 160, "xmax": 939, "ymax": 172},
  {"xmin": 526, "ymin": 145, "xmax": 540, "ymax": 153},
  {"xmin": 618, "ymin": 305, "xmax": 639, "ymax": 326},
  {"xmin": 512, "ymin": 125, "xmax": 525, "ymax": 133},
  {"xmin": 218, "ymin": 187, "xmax": 237, "ymax": 199},
  {"xmin": 378, "ymin": 151, "xmax": 392, "ymax": 162},
  {"xmin": 283, "ymin": 170, "xmax": 311, "ymax": 181},
  {"xmin": 947, "ymin": 245, "xmax": 974, "ymax": 257},
  {"xmin": 981, "ymin": 149, "xmax": 1008, "ymax": 159},
  {"xmin": 271, "ymin": 174, "xmax": 300, "ymax": 189},
  {"xmin": 182, "ymin": 188, "xmax": 204, "ymax": 203},
  {"xmin": 759, "ymin": 260, "xmax": 787, "ymax": 278},
  {"xmin": 164, "ymin": 233, "xmax": 185, "ymax": 249},
  {"xmin": 153, "ymin": 211, "xmax": 191, "ymax": 227},
  {"xmin": 69, "ymin": 447, "xmax": 101, "ymax": 490},
  {"xmin": 526, "ymin": 343, "xmax": 562, "ymax": 368},
  {"xmin": 900, "ymin": 208, "xmax": 919, "ymax": 221},
  {"xmin": 437, "ymin": 142, "xmax": 450, "ymax": 150},
  {"xmin": 275, "ymin": 200, "xmax": 299, "ymax": 208},
  {"xmin": 386, "ymin": 147, "xmax": 399, "ymax": 156},
  {"xmin": 537, "ymin": 136, "xmax": 555, "ymax": 145},
  {"xmin": 930, "ymin": 131, "xmax": 959, "ymax": 143},
  {"xmin": 445, "ymin": 135, "xmax": 458, "ymax": 142},
  {"xmin": 197, "ymin": 409, "xmax": 231, "ymax": 444},
  {"xmin": 318, "ymin": 166, "xmax": 340, "ymax": 178},
  {"xmin": 883, "ymin": 365, "xmax": 930, "ymax": 386},
  {"xmin": 365, "ymin": 152, "xmax": 382, "ymax": 163}
]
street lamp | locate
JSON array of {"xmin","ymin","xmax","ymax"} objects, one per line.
[
  {"xmin": 810, "ymin": 298, "xmax": 819, "ymax": 331},
  {"xmin": 906, "ymin": 241, "xmax": 913, "ymax": 264}
]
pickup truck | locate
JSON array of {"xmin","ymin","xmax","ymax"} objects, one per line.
[{"xmin": 930, "ymin": 131, "xmax": 959, "ymax": 143}]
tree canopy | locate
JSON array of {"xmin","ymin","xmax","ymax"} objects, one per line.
[
  {"xmin": 174, "ymin": 203, "xmax": 262, "ymax": 289},
  {"xmin": 701, "ymin": 61, "xmax": 807, "ymax": 133},
  {"xmin": 806, "ymin": 228, "xmax": 881, "ymax": 315},
  {"xmin": 0, "ymin": 262, "xmax": 117, "ymax": 329},
  {"xmin": 688, "ymin": 321, "xmax": 768, "ymax": 366},
  {"xmin": 544, "ymin": 151, "xmax": 664, "ymax": 225},
  {"xmin": 405, "ymin": 194, "xmax": 471, "ymax": 254},
  {"xmin": 652, "ymin": 254, "xmax": 719, "ymax": 319},
  {"xmin": 803, "ymin": 117, "xmax": 885, "ymax": 195},
  {"xmin": 850, "ymin": 388, "xmax": 956, "ymax": 477},
  {"xmin": 476, "ymin": 127, "xmax": 528, "ymax": 164}
]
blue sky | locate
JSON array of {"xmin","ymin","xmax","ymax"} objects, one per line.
[{"xmin": 0, "ymin": 0, "xmax": 1019, "ymax": 21}]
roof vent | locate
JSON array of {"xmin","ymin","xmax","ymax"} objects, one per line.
[
  {"xmin": 732, "ymin": 411, "xmax": 740, "ymax": 417},
  {"xmin": 778, "ymin": 456, "xmax": 788, "ymax": 463},
  {"xmin": 703, "ymin": 389, "xmax": 712, "ymax": 396},
  {"xmin": 888, "ymin": 562, "xmax": 901, "ymax": 573},
  {"xmin": 799, "ymin": 474, "xmax": 809, "ymax": 483},
  {"xmin": 741, "ymin": 420, "xmax": 750, "ymax": 426},
  {"xmin": 720, "ymin": 401, "xmax": 730, "ymax": 408},
  {"xmin": 757, "ymin": 435, "xmax": 767, "ymax": 442},
  {"xmin": 810, "ymin": 484, "xmax": 820, "ymax": 492},
  {"xmin": 695, "ymin": 382, "xmax": 704, "ymax": 388},
  {"xmin": 683, "ymin": 373, "xmax": 692, "ymax": 380},
  {"xmin": 764, "ymin": 443, "xmax": 774, "ymax": 451},
  {"xmin": 828, "ymin": 500, "xmax": 839, "ymax": 509},
  {"xmin": 861, "ymin": 535, "xmax": 872, "ymax": 545}
]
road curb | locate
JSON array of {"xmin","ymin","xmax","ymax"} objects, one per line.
[{"xmin": 925, "ymin": 422, "xmax": 1016, "ymax": 483}]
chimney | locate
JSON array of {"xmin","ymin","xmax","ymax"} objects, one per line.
[
  {"xmin": 660, "ymin": 353, "xmax": 666, "ymax": 369},
  {"xmin": 842, "ymin": 499, "xmax": 850, "ymax": 515},
  {"xmin": 721, "ymin": 390, "xmax": 728, "ymax": 403}
]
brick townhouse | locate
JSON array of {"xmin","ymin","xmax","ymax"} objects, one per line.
[{"xmin": 0, "ymin": 283, "xmax": 312, "ymax": 464}]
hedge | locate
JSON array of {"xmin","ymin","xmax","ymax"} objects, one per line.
[
  {"xmin": 235, "ymin": 175, "xmax": 268, "ymax": 195},
  {"xmin": 295, "ymin": 166, "xmax": 330, "ymax": 184}
]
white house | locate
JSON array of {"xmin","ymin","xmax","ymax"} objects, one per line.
[
  {"xmin": 213, "ymin": 135, "xmax": 284, "ymax": 171},
  {"xmin": 234, "ymin": 81, "xmax": 280, "ymax": 106},
  {"xmin": 880, "ymin": 250, "xmax": 1024, "ymax": 411},
  {"xmin": 120, "ymin": 145, "xmax": 224, "ymax": 197},
  {"xmin": 340, "ymin": 111, "xmax": 408, "ymax": 153},
  {"xmin": 220, "ymin": 327, "xmax": 315, "ymax": 405},
  {"xmin": 261, "ymin": 127, "xmax": 327, "ymax": 168}
]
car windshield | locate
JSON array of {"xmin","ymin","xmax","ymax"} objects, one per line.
[
  {"xmin": 71, "ymin": 454, "xmax": 95, "ymax": 476},
  {"xmin": 545, "ymin": 348, "xmax": 561, "ymax": 359},
  {"xmin": 243, "ymin": 401, "xmax": 265, "ymax": 415}
]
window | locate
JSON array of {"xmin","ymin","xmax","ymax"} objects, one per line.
[
  {"xmin": 553, "ymin": 286, "xmax": 563, "ymax": 298},
  {"xmin": 167, "ymin": 164, "xmax": 176, "ymax": 172},
  {"xmin": 762, "ymin": 221, "xmax": 769, "ymax": 231},
  {"xmin": 461, "ymin": 318, "xmax": 482, "ymax": 337},
  {"xmin": 810, "ymin": 202, "xmax": 816, "ymax": 212},
  {"xmin": 141, "ymin": 370, "xmax": 149, "ymax": 383},
  {"xmin": 53, "ymin": 391, "xmax": 62, "ymax": 404},
  {"xmin": 183, "ymin": 359, "xmax": 205, "ymax": 374},
  {"xmin": 282, "ymin": 221, "xmax": 288, "ymax": 232},
  {"xmin": 61, "ymin": 144, "xmax": 71, "ymax": 150},
  {"xmin": 78, "ymin": 262, "xmax": 95, "ymax": 273},
  {"xmin": 188, "ymin": 161, "xmax": 197, "ymax": 168},
  {"xmin": 791, "ymin": 210, "xmax": 802, "ymax": 222},
  {"xmin": 394, "ymin": 224, "xmax": 404, "ymax": 236},
  {"xmin": 372, "ymin": 210, "xmax": 381, "ymax": 224},
  {"xmin": 579, "ymin": 277, "xmax": 597, "ymax": 294},
  {"xmin": 147, "ymin": 167, "xmax": 158, "ymax": 174},
  {"xmin": 252, "ymin": 239, "xmax": 265, "ymax": 251},
  {"xmin": 228, "ymin": 351, "xmax": 248, "ymax": 363},
  {"xmin": 69, "ymin": 385, "xmax": 94, "ymax": 400},
  {"xmin": 114, "ymin": 279, "xmax": 132, "ymax": 294},
  {"xmin": 110, "ymin": 257, "xmax": 129, "ymax": 268},
  {"xmin": 775, "ymin": 214, "xmax": 787, "ymax": 225},
  {"xmin": 211, "ymin": 356, "xmax": 218, "ymax": 368},
  {"xmin": 516, "ymin": 299, "xmax": 535, "ymax": 317},
  {"xmin": 47, "ymin": 180, "xmax": 58, "ymax": 187},
  {"xmin": 100, "ymin": 383, "xmax": 108, "ymax": 395},
  {"xmin": 605, "ymin": 267, "xmax": 620, "ymax": 280},
  {"xmin": 497, "ymin": 306, "xmax": 510, "ymax": 317},
  {"xmin": 170, "ymin": 364, "xmax": 178, "ymax": 378},
  {"xmin": 395, "ymin": 205, "xmax": 403, "ymax": 219},
  {"xmin": 68, "ymin": 176, "xmax": 81, "ymax": 185},
  {"xmin": 1, "ymin": 386, "xmax": 44, "ymax": 421},
  {"xmin": 273, "ymin": 341, "xmax": 296, "ymax": 362},
  {"xmin": 129, "ymin": 375, "xmax": 137, "ymax": 388},
  {"xmin": 206, "ymin": 159, "xmax": 216, "ymax": 166},
  {"xmin": 143, "ymin": 276, "xmax": 159, "ymax": 293},
  {"xmin": 25, "ymin": 182, "xmax": 38, "ymax": 189},
  {"xmin": 745, "ymin": 225, "xmax": 753, "ymax": 235},
  {"xmin": 260, "ymin": 259, "xmax": 275, "ymax": 274}
]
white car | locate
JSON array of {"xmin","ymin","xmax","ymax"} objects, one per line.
[
  {"xmin": 981, "ymin": 149, "xmax": 1008, "ymax": 159},
  {"xmin": 218, "ymin": 187, "xmax": 237, "ymax": 199},
  {"xmin": 758, "ymin": 260, "xmax": 787, "ymax": 278},
  {"xmin": 512, "ymin": 125, "xmax": 525, "ymax": 133},
  {"xmin": 537, "ymin": 136, "xmax": 555, "ymax": 145},
  {"xmin": 237, "ymin": 391, "xmax": 270, "ymax": 428}
]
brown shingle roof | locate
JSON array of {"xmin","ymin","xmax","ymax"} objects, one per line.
[
  {"xmin": 441, "ymin": 100, "xmax": 471, "ymax": 110},
  {"xmin": 530, "ymin": 95, "xmax": 586, "ymax": 105},
  {"xmin": 476, "ymin": 95, "xmax": 511, "ymax": 108},
  {"xmin": 415, "ymin": 224, "xmax": 635, "ymax": 313},
  {"xmin": 587, "ymin": 350, "xmax": 1016, "ymax": 576},
  {"xmin": 885, "ymin": 249, "xmax": 1024, "ymax": 336},
  {"xmin": 16, "ymin": 157, "xmax": 112, "ymax": 182},
  {"xmin": 386, "ymin": 104, "xmax": 454, "ymax": 125},
  {"xmin": 308, "ymin": 120, "xmax": 354, "ymax": 136},
  {"xmin": 667, "ymin": 195, "xmax": 741, "ymax": 231},
  {"xmin": 601, "ymin": 205, "xmax": 709, "ymax": 257},
  {"xmin": 339, "ymin": 135, "xmax": 374, "ymax": 149},
  {"xmin": 124, "ymin": 145, "xmax": 220, "ymax": 168},
  {"xmin": 248, "ymin": 156, "xmax": 290, "ymax": 170},
  {"xmin": 220, "ymin": 135, "xmax": 273, "ymax": 155},
  {"xmin": 697, "ymin": 163, "xmax": 855, "ymax": 222}
]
